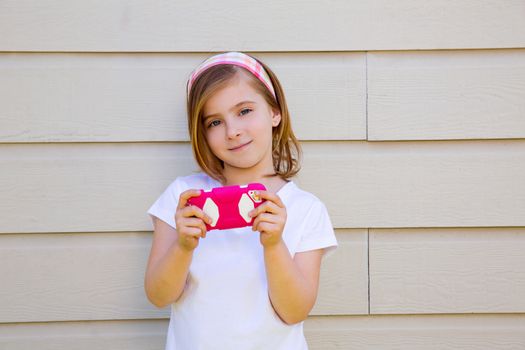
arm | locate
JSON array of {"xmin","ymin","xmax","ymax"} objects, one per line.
[
  {"xmin": 144, "ymin": 218, "xmax": 194, "ymax": 308},
  {"xmin": 249, "ymin": 191, "xmax": 324, "ymax": 324},
  {"xmin": 144, "ymin": 190, "xmax": 211, "ymax": 308},
  {"xmin": 264, "ymin": 245, "xmax": 324, "ymax": 324}
]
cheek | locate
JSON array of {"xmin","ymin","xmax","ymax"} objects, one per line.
[
  {"xmin": 249, "ymin": 114, "xmax": 273, "ymax": 134},
  {"xmin": 204, "ymin": 129, "xmax": 222, "ymax": 151},
  {"xmin": 259, "ymin": 118, "xmax": 275, "ymax": 139}
]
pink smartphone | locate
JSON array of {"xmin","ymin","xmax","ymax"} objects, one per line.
[{"xmin": 187, "ymin": 183, "xmax": 267, "ymax": 231}]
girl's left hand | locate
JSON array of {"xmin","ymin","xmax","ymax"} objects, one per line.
[{"xmin": 248, "ymin": 191, "xmax": 287, "ymax": 248}]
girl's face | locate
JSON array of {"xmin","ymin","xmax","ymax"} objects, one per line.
[{"xmin": 202, "ymin": 72, "xmax": 281, "ymax": 177}]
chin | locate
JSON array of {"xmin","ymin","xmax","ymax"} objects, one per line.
[
  {"xmin": 229, "ymin": 161, "xmax": 259, "ymax": 169},
  {"xmin": 223, "ymin": 156, "xmax": 262, "ymax": 170}
]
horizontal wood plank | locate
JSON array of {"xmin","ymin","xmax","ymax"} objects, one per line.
[
  {"xmin": 304, "ymin": 314, "xmax": 525, "ymax": 350},
  {"xmin": 0, "ymin": 142, "xmax": 196, "ymax": 234},
  {"xmin": 313, "ymin": 229, "xmax": 368, "ymax": 315},
  {"xmin": 0, "ymin": 230, "xmax": 360, "ymax": 323},
  {"xmin": 297, "ymin": 140, "xmax": 525, "ymax": 228},
  {"xmin": 0, "ymin": 140, "xmax": 524, "ymax": 233},
  {"xmin": 2, "ymin": 315, "xmax": 525, "ymax": 349},
  {"xmin": 369, "ymin": 228, "xmax": 525, "ymax": 314},
  {"xmin": 0, "ymin": 232, "xmax": 158, "ymax": 323},
  {"xmin": 0, "ymin": 319, "xmax": 167, "ymax": 350},
  {"xmin": 0, "ymin": 52, "xmax": 365, "ymax": 142},
  {"xmin": 368, "ymin": 49, "xmax": 525, "ymax": 140},
  {"xmin": 1, "ymin": 1, "xmax": 524, "ymax": 51}
]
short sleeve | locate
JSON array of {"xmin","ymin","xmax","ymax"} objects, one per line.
[
  {"xmin": 295, "ymin": 200, "xmax": 338, "ymax": 259},
  {"xmin": 147, "ymin": 178, "xmax": 183, "ymax": 229}
]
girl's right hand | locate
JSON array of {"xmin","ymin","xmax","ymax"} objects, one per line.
[{"xmin": 175, "ymin": 189, "xmax": 212, "ymax": 252}]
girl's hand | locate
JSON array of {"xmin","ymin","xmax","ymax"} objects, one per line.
[
  {"xmin": 249, "ymin": 191, "xmax": 287, "ymax": 248},
  {"xmin": 175, "ymin": 189, "xmax": 212, "ymax": 252}
]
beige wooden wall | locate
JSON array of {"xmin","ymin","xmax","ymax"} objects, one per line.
[{"xmin": 1, "ymin": 1, "xmax": 525, "ymax": 349}]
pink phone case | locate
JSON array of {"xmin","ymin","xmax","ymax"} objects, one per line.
[{"xmin": 187, "ymin": 183, "xmax": 267, "ymax": 231}]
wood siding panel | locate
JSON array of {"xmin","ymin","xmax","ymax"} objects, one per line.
[
  {"xmin": 368, "ymin": 49, "xmax": 525, "ymax": 140},
  {"xmin": 0, "ymin": 231, "xmax": 359, "ymax": 323},
  {"xmin": 0, "ymin": 52, "xmax": 365, "ymax": 142},
  {"xmin": 297, "ymin": 140, "xmax": 525, "ymax": 228},
  {"xmin": 2, "ymin": 315, "xmax": 525, "ymax": 349},
  {"xmin": 2, "ymin": 0, "xmax": 525, "ymax": 347},
  {"xmin": 0, "ymin": 232, "xmax": 158, "ymax": 323},
  {"xmin": 1, "ymin": 1, "xmax": 524, "ymax": 51},
  {"xmin": 304, "ymin": 314, "xmax": 525, "ymax": 349},
  {"xmin": 1, "ymin": 140, "xmax": 524, "ymax": 233},
  {"xmin": 0, "ymin": 320, "xmax": 168, "ymax": 350},
  {"xmin": 369, "ymin": 228, "xmax": 525, "ymax": 314},
  {"xmin": 0, "ymin": 143, "xmax": 196, "ymax": 234},
  {"xmin": 312, "ymin": 229, "xmax": 368, "ymax": 315}
]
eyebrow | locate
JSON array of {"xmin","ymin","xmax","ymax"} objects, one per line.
[{"xmin": 203, "ymin": 100, "xmax": 256, "ymax": 121}]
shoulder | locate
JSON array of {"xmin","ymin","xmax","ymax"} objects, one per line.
[
  {"xmin": 283, "ymin": 181, "xmax": 327, "ymax": 213},
  {"xmin": 280, "ymin": 182, "xmax": 337, "ymax": 255}
]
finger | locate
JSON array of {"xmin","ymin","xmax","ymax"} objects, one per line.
[
  {"xmin": 181, "ymin": 217, "xmax": 208, "ymax": 239},
  {"xmin": 252, "ymin": 213, "xmax": 274, "ymax": 232},
  {"xmin": 178, "ymin": 218, "xmax": 208, "ymax": 239},
  {"xmin": 256, "ymin": 222, "xmax": 273, "ymax": 234},
  {"xmin": 256, "ymin": 190, "xmax": 285, "ymax": 208},
  {"xmin": 252, "ymin": 216, "xmax": 259, "ymax": 231},
  {"xmin": 255, "ymin": 213, "xmax": 274, "ymax": 224},
  {"xmin": 181, "ymin": 205, "xmax": 213, "ymax": 224},
  {"xmin": 249, "ymin": 200, "xmax": 280, "ymax": 218},
  {"xmin": 183, "ymin": 217, "xmax": 208, "ymax": 229},
  {"xmin": 195, "ymin": 219, "xmax": 208, "ymax": 239},
  {"xmin": 252, "ymin": 217, "xmax": 259, "ymax": 232},
  {"xmin": 181, "ymin": 227, "xmax": 203, "ymax": 237},
  {"xmin": 177, "ymin": 189, "xmax": 202, "ymax": 210}
]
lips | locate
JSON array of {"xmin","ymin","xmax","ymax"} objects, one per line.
[{"xmin": 229, "ymin": 141, "xmax": 252, "ymax": 151}]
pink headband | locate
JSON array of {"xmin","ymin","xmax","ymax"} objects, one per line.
[{"xmin": 186, "ymin": 51, "xmax": 276, "ymax": 100}]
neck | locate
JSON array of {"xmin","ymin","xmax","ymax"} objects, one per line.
[{"xmin": 221, "ymin": 166, "xmax": 287, "ymax": 193}]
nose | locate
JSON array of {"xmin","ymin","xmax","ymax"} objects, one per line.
[{"xmin": 226, "ymin": 120, "xmax": 242, "ymax": 139}]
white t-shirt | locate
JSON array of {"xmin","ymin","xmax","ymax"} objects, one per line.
[{"xmin": 147, "ymin": 172, "xmax": 338, "ymax": 350}]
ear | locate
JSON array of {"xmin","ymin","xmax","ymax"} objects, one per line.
[{"xmin": 271, "ymin": 109, "xmax": 281, "ymax": 127}]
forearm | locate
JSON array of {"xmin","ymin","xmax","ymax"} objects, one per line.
[
  {"xmin": 264, "ymin": 240, "xmax": 317, "ymax": 324},
  {"xmin": 145, "ymin": 243, "xmax": 193, "ymax": 308}
]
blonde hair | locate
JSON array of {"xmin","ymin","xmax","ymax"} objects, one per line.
[{"xmin": 186, "ymin": 54, "xmax": 302, "ymax": 184}]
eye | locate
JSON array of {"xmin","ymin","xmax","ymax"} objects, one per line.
[
  {"xmin": 207, "ymin": 120, "xmax": 221, "ymax": 128},
  {"xmin": 239, "ymin": 108, "xmax": 252, "ymax": 116}
]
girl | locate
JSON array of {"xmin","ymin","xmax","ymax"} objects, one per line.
[{"xmin": 145, "ymin": 51, "xmax": 338, "ymax": 349}]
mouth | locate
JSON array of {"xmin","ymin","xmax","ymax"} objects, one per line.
[{"xmin": 228, "ymin": 141, "xmax": 252, "ymax": 151}]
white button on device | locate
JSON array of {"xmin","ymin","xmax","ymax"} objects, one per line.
[
  {"xmin": 238, "ymin": 193, "xmax": 255, "ymax": 223},
  {"xmin": 203, "ymin": 198, "xmax": 219, "ymax": 227}
]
